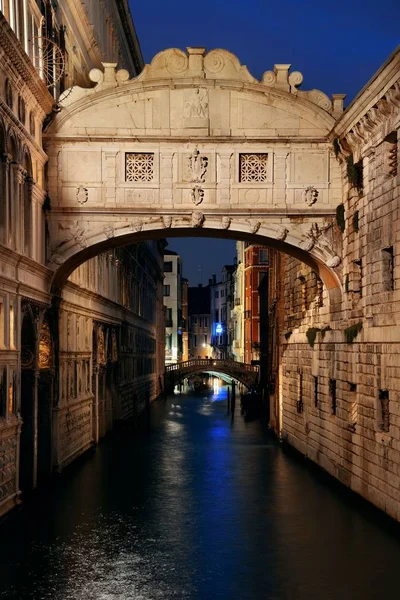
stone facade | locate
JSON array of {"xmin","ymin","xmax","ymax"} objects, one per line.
[
  {"xmin": 275, "ymin": 48, "xmax": 400, "ymax": 520},
  {"xmin": 163, "ymin": 249, "xmax": 183, "ymax": 364},
  {"xmin": 0, "ymin": 3, "xmax": 166, "ymax": 520}
]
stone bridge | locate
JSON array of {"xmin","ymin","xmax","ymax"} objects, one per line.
[
  {"xmin": 165, "ymin": 359, "xmax": 259, "ymax": 391},
  {"xmin": 44, "ymin": 46, "xmax": 346, "ymax": 297}
]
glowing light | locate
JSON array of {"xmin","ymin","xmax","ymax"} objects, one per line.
[{"xmin": 215, "ymin": 323, "xmax": 223, "ymax": 334}]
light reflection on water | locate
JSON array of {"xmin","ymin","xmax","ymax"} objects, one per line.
[{"xmin": 1, "ymin": 387, "xmax": 400, "ymax": 599}]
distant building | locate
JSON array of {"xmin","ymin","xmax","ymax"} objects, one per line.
[
  {"xmin": 244, "ymin": 245, "xmax": 270, "ymax": 363},
  {"xmin": 188, "ymin": 284, "xmax": 211, "ymax": 359},
  {"xmin": 210, "ymin": 266, "xmax": 236, "ymax": 359},
  {"xmin": 181, "ymin": 278, "xmax": 189, "ymax": 361},
  {"xmin": 163, "ymin": 250, "xmax": 183, "ymax": 364},
  {"xmin": 231, "ymin": 242, "xmax": 245, "ymax": 362}
]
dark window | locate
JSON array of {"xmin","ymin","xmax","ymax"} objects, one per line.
[
  {"xmin": 296, "ymin": 372, "xmax": 303, "ymax": 413},
  {"xmin": 382, "ymin": 247, "xmax": 394, "ymax": 291},
  {"xmin": 164, "ymin": 261, "xmax": 173, "ymax": 272},
  {"xmin": 314, "ymin": 376, "xmax": 318, "ymax": 408},
  {"xmin": 379, "ymin": 390, "xmax": 390, "ymax": 432},
  {"xmin": 259, "ymin": 249, "xmax": 269, "ymax": 264},
  {"xmin": 163, "ymin": 285, "xmax": 170, "ymax": 296},
  {"xmin": 329, "ymin": 379, "xmax": 337, "ymax": 415}
]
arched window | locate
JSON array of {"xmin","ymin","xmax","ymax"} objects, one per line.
[
  {"xmin": 23, "ymin": 150, "xmax": 33, "ymax": 257},
  {"xmin": 29, "ymin": 112, "xmax": 36, "ymax": 139},
  {"xmin": 18, "ymin": 96, "xmax": 26, "ymax": 125}
]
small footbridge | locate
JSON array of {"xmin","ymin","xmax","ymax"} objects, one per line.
[{"xmin": 165, "ymin": 359, "xmax": 259, "ymax": 392}]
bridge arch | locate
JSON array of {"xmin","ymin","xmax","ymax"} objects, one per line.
[
  {"xmin": 165, "ymin": 359, "xmax": 260, "ymax": 391},
  {"xmin": 44, "ymin": 46, "xmax": 344, "ymax": 297}
]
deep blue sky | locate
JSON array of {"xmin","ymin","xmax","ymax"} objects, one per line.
[{"xmin": 129, "ymin": 0, "xmax": 399, "ymax": 285}]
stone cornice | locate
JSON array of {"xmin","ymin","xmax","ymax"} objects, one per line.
[
  {"xmin": 0, "ymin": 13, "xmax": 54, "ymax": 115},
  {"xmin": 331, "ymin": 45, "xmax": 400, "ymax": 149}
]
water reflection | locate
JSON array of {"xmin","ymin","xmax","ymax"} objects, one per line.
[{"xmin": 0, "ymin": 387, "xmax": 400, "ymax": 599}]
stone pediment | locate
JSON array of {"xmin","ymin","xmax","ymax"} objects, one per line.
[{"xmin": 52, "ymin": 47, "xmax": 342, "ymax": 137}]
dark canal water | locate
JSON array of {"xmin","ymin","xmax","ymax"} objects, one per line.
[{"xmin": 1, "ymin": 387, "xmax": 400, "ymax": 599}]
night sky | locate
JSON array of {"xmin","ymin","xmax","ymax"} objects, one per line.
[{"xmin": 129, "ymin": 0, "xmax": 399, "ymax": 285}]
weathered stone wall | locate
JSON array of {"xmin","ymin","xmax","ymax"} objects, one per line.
[{"xmin": 278, "ymin": 48, "xmax": 400, "ymax": 520}]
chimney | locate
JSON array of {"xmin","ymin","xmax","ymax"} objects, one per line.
[
  {"xmin": 212, "ymin": 274, "xmax": 216, "ymax": 285},
  {"xmin": 198, "ymin": 283, "xmax": 202, "ymax": 287}
]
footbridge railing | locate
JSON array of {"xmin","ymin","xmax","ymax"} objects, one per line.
[{"xmin": 165, "ymin": 359, "xmax": 259, "ymax": 391}]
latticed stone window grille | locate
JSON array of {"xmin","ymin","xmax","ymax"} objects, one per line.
[
  {"xmin": 126, "ymin": 153, "xmax": 154, "ymax": 182},
  {"xmin": 239, "ymin": 153, "xmax": 268, "ymax": 182}
]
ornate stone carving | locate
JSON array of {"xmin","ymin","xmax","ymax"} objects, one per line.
[
  {"xmin": 190, "ymin": 186, "xmax": 204, "ymax": 205},
  {"xmin": 126, "ymin": 153, "xmax": 154, "ymax": 182},
  {"xmin": 302, "ymin": 186, "xmax": 319, "ymax": 206},
  {"xmin": 76, "ymin": 186, "xmax": 88, "ymax": 204},
  {"xmin": 98, "ymin": 328, "xmax": 106, "ymax": 365},
  {"xmin": 191, "ymin": 211, "xmax": 204, "ymax": 227},
  {"xmin": 39, "ymin": 321, "xmax": 52, "ymax": 369},
  {"xmin": 326, "ymin": 255, "xmax": 341, "ymax": 268},
  {"xmin": 187, "ymin": 148, "xmax": 208, "ymax": 182},
  {"xmin": 131, "ymin": 219, "xmax": 143, "ymax": 232},
  {"xmin": 248, "ymin": 219, "xmax": 261, "ymax": 235},
  {"xmin": 162, "ymin": 215, "xmax": 172, "ymax": 228},
  {"xmin": 240, "ymin": 154, "xmax": 268, "ymax": 182},
  {"xmin": 221, "ymin": 216, "xmax": 231, "ymax": 230},
  {"xmin": 276, "ymin": 226, "xmax": 289, "ymax": 241},
  {"xmin": 57, "ymin": 221, "xmax": 88, "ymax": 249},
  {"xmin": 184, "ymin": 88, "xmax": 208, "ymax": 119},
  {"xmin": 103, "ymin": 225, "xmax": 114, "ymax": 239},
  {"xmin": 111, "ymin": 330, "xmax": 118, "ymax": 362}
]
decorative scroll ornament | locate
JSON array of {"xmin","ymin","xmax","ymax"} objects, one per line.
[
  {"xmin": 190, "ymin": 185, "xmax": 204, "ymax": 205},
  {"xmin": 188, "ymin": 148, "xmax": 208, "ymax": 182},
  {"xmin": 302, "ymin": 186, "xmax": 319, "ymax": 206},
  {"xmin": 76, "ymin": 186, "xmax": 88, "ymax": 204},
  {"xmin": 162, "ymin": 215, "xmax": 172, "ymax": 228},
  {"xmin": 191, "ymin": 211, "xmax": 204, "ymax": 227},
  {"xmin": 39, "ymin": 321, "xmax": 52, "ymax": 369},
  {"xmin": 221, "ymin": 216, "xmax": 231, "ymax": 230},
  {"xmin": 184, "ymin": 88, "xmax": 208, "ymax": 119},
  {"xmin": 103, "ymin": 225, "xmax": 114, "ymax": 239},
  {"xmin": 248, "ymin": 219, "xmax": 261, "ymax": 235}
]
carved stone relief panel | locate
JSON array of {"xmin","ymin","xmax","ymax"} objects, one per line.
[{"xmin": 179, "ymin": 148, "xmax": 214, "ymax": 184}]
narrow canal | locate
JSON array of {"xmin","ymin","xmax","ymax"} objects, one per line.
[{"xmin": 1, "ymin": 387, "xmax": 400, "ymax": 599}]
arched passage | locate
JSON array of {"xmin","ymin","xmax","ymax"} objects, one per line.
[{"xmin": 44, "ymin": 47, "xmax": 345, "ymax": 303}]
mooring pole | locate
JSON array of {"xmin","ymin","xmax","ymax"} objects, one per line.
[{"xmin": 227, "ymin": 386, "xmax": 231, "ymax": 415}]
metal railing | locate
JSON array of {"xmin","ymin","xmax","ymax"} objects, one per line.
[{"xmin": 165, "ymin": 358, "xmax": 258, "ymax": 374}]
